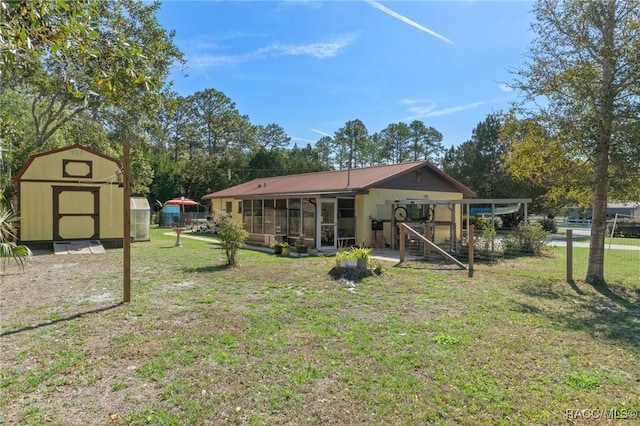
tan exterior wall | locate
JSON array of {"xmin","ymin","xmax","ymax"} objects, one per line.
[
  {"xmin": 357, "ymin": 188, "xmax": 463, "ymax": 246},
  {"xmin": 210, "ymin": 197, "xmax": 241, "ymax": 222}
]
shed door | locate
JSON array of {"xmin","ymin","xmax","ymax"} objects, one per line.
[{"xmin": 53, "ymin": 186, "xmax": 99, "ymax": 240}]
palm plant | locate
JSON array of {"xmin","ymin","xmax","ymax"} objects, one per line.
[{"xmin": 0, "ymin": 202, "xmax": 31, "ymax": 270}]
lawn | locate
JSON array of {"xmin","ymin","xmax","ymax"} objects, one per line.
[{"xmin": 1, "ymin": 227, "xmax": 638, "ymax": 425}]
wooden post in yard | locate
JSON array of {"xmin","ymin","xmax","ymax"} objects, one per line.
[
  {"xmin": 423, "ymin": 221, "xmax": 431, "ymax": 260},
  {"xmin": 566, "ymin": 229, "xmax": 573, "ymax": 283},
  {"xmin": 399, "ymin": 224, "xmax": 405, "ymax": 263},
  {"xmin": 468, "ymin": 225, "xmax": 474, "ymax": 278},
  {"xmin": 123, "ymin": 139, "xmax": 131, "ymax": 303}
]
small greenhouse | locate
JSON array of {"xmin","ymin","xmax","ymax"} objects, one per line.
[{"xmin": 131, "ymin": 197, "xmax": 151, "ymax": 241}]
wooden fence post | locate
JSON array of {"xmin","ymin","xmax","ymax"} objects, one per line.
[
  {"xmin": 566, "ymin": 229, "xmax": 573, "ymax": 283},
  {"xmin": 423, "ymin": 222, "xmax": 431, "ymax": 260},
  {"xmin": 399, "ymin": 224, "xmax": 405, "ymax": 263},
  {"xmin": 123, "ymin": 139, "xmax": 131, "ymax": 303},
  {"xmin": 468, "ymin": 225, "xmax": 474, "ymax": 278}
]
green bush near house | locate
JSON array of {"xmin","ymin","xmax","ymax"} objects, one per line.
[
  {"xmin": 504, "ymin": 222, "xmax": 550, "ymax": 256},
  {"xmin": 214, "ymin": 213, "xmax": 247, "ymax": 266}
]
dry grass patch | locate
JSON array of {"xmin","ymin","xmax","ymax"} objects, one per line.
[{"xmin": 1, "ymin": 228, "xmax": 638, "ymax": 425}]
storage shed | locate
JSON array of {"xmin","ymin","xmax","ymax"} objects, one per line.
[{"xmin": 13, "ymin": 144, "xmax": 124, "ymax": 250}]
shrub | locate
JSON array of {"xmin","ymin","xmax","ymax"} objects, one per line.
[
  {"xmin": 607, "ymin": 219, "xmax": 640, "ymax": 238},
  {"xmin": 0, "ymin": 204, "xmax": 32, "ymax": 271},
  {"xmin": 540, "ymin": 218, "xmax": 557, "ymax": 233},
  {"xmin": 215, "ymin": 213, "xmax": 247, "ymax": 266},
  {"xmin": 504, "ymin": 222, "xmax": 550, "ymax": 256}
]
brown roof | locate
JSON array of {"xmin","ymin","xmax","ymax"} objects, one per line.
[{"xmin": 203, "ymin": 161, "xmax": 475, "ymax": 199}]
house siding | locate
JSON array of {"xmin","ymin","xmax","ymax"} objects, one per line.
[{"xmin": 374, "ymin": 166, "xmax": 465, "ymax": 192}]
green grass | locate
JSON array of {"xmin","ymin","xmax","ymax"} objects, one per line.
[
  {"xmin": 1, "ymin": 226, "xmax": 638, "ymax": 425},
  {"xmin": 494, "ymin": 246, "xmax": 639, "ymax": 288}
]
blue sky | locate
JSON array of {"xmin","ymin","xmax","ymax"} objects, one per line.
[{"xmin": 157, "ymin": 1, "xmax": 535, "ymax": 150}]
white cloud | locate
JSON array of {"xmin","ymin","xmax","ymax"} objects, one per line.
[
  {"xmin": 277, "ymin": 1, "xmax": 323, "ymax": 10},
  {"xmin": 365, "ymin": 0, "xmax": 454, "ymax": 44},
  {"xmin": 186, "ymin": 34, "xmax": 356, "ymax": 70},
  {"xmin": 398, "ymin": 98, "xmax": 419, "ymax": 105},
  {"xmin": 289, "ymin": 136, "xmax": 318, "ymax": 143},
  {"xmin": 403, "ymin": 100, "xmax": 491, "ymax": 120},
  {"xmin": 310, "ymin": 128, "xmax": 332, "ymax": 137},
  {"xmin": 498, "ymin": 83, "xmax": 514, "ymax": 92},
  {"xmin": 271, "ymin": 34, "xmax": 356, "ymax": 58}
]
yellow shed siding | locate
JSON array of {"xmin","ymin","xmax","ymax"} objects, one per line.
[
  {"xmin": 18, "ymin": 182, "xmax": 123, "ymax": 241},
  {"xmin": 19, "ymin": 148, "xmax": 121, "ymax": 183},
  {"xmin": 97, "ymin": 186, "xmax": 124, "ymax": 238},
  {"xmin": 18, "ymin": 182, "xmax": 54, "ymax": 241},
  {"xmin": 17, "ymin": 146, "xmax": 124, "ymax": 243}
]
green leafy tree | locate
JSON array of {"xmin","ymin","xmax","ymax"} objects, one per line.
[
  {"xmin": 409, "ymin": 120, "xmax": 444, "ymax": 163},
  {"xmin": 255, "ymin": 123, "xmax": 290, "ymax": 151},
  {"xmin": 333, "ymin": 119, "xmax": 370, "ymax": 169},
  {"xmin": 379, "ymin": 122, "xmax": 411, "ymax": 164},
  {"xmin": 189, "ymin": 88, "xmax": 253, "ymax": 156},
  {"xmin": 501, "ymin": 115, "xmax": 589, "ymax": 216},
  {"xmin": 442, "ymin": 114, "xmax": 514, "ymax": 198},
  {"xmin": 284, "ymin": 144, "xmax": 331, "ymax": 174},
  {"xmin": 148, "ymin": 150, "xmax": 183, "ymax": 205},
  {"xmin": 3, "ymin": 0, "xmax": 183, "ymax": 148},
  {"xmin": 0, "ymin": 0, "xmax": 98, "ymax": 79},
  {"xmin": 246, "ymin": 149, "xmax": 287, "ymax": 179},
  {"xmin": 314, "ymin": 136, "xmax": 333, "ymax": 169},
  {"xmin": 511, "ymin": 0, "xmax": 640, "ymax": 284}
]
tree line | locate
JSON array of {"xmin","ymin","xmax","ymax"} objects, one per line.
[{"xmin": 2, "ymin": 0, "xmax": 639, "ymax": 284}]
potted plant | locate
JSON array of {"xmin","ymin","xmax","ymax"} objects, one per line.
[
  {"xmin": 335, "ymin": 249, "xmax": 353, "ymax": 268},
  {"xmin": 351, "ymin": 247, "xmax": 372, "ymax": 269},
  {"xmin": 279, "ymin": 241, "xmax": 290, "ymax": 257},
  {"xmin": 271, "ymin": 241, "xmax": 283, "ymax": 255}
]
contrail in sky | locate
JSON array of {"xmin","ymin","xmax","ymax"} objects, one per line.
[
  {"xmin": 310, "ymin": 128, "xmax": 332, "ymax": 137},
  {"xmin": 365, "ymin": 0, "xmax": 454, "ymax": 45}
]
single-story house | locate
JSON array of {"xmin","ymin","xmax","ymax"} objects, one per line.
[
  {"xmin": 606, "ymin": 202, "xmax": 640, "ymax": 220},
  {"xmin": 202, "ymin": 161, "xmax": 477, "ymax": 251},
  {"xmin": 12, "ymin": 144, "xmax": 124, "ymax": 250},
  {"xmin": 566, "ymin": 201, "xmax": 640, "ymax": 223}
]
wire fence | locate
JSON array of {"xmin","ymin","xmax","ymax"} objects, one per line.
[{"xmin": 401, "ymin": 222, "xmax": 639, "ymax": 287}]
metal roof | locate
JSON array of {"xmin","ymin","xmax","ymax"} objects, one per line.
[{"xmin": 202, "ymin": 161, "xmax": 476, "ymax": 199}]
